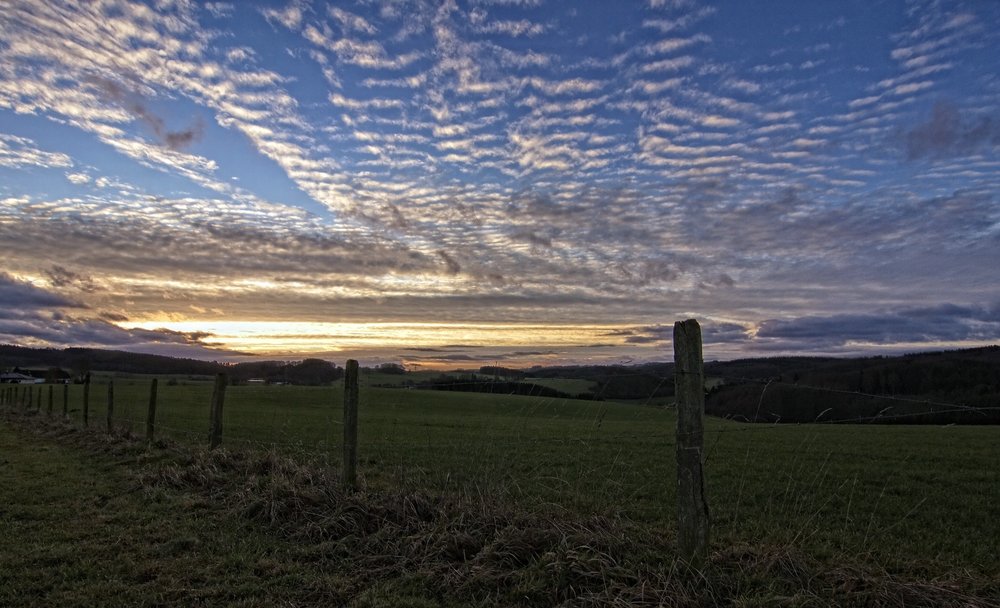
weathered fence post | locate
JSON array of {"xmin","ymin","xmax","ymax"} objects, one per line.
[
  {"xmin": 342, "ymin": 359, "xmax": 359, "ymax": 491},
  {"xmin": 37, "ymin": 385, "xmax": 41, "ymax": 409},
  {"xmin": 208, "ymin": 373, "xmax": 228, "ymax": 449},
  {"xmin": 48, "ymin": 385, "xmax": 53, "ymax": 415},
  {"xmin": 25, "ymin": 386, "xmax": 32, "ymax": 410},
  {"xmin": 62, "ymin": 383, "xmax": 68, "ymax": 416},
  {"xmin": 674, "ymin": 318, "xmax": 710, "ymax": 570},
  {"xmin": 107, "ymin": 380, "xmax": 114, "ymax": 432},
  {"xmin": 83, "ymin": 373, "xmax": 91, "ymax": 426},
  {"xmin": 146, "ymin": 378, "xmax": 158, "ymax": 442}
]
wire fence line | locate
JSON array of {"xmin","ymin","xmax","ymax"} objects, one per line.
[
  {"xmin": 2, "ymin": 371, "xmax": 997, "ymax": 447},
  {"xmin": 3, "ymin": 366, "xmax": 996, "ymax": 427}
]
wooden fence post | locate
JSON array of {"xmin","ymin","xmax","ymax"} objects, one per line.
[
  {"xmin": 25, "ymin": 386, "xmax": 32, "ymax": 410},
  {"xmin": 83, "ymin": 373, "xmax": 91, "ymax": 426},
  {"xmin": 342, "ymin": 359, "xmax": 359, "ymax": 491},
  {"xmin": 208, "ymin": 373, "xmax": 228, "ymax": 449},
  {"xmin": 62, "ymin": 383, "xmax": 68, "ymax": 416},
  {"xmin": 37, "ymin": 385, "xmax": 41, "ymax": 409},
  {"xmin": 146, "ymin": 378, "xmax": 158, "ymax": 442},
  {"xmin": 107, "ymin": 380, "xmax": 114, "ymax": 432},
  {"xmin": 48, "ymin": 385, "xmax": 53, "ymax": 415},
  {"xmin": 674, "ymin": 319, "xmax": 710, "ymax": 570}
]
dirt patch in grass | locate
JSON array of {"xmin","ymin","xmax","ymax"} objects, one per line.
[{"xmin": 3, "ymin": 407, "xmax": 998, "ymax": 607}]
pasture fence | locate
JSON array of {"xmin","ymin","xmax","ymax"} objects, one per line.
[{"xmin": 2, "ymin": 325, "xmax": 1000, "ymax": 572}]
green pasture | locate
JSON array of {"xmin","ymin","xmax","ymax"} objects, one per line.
[{"xmin": 8, "ymin": 378, "xmax": 999, "ymax": 574}]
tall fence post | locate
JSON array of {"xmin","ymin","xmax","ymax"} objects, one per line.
[
  {"xmin": 107, "ymin": 380, "xmax": 114, "ymax": 432},
  {"xmin": 48, "ymin": 385, "xmax": 53, "ymax": 415},
  {"xmin": 342, "ymin": 359, "xmax": 359, "ymax": 491},
  {"xmin": 146, "ymin": 378, "xmax": 158, "ymax": 442},
  {"xmin": 83, "ymin": 373, "xmax": 91, "ymax": 426},
  {"xmin": 62, "ymin": 383, "xmax": 68, "ymax": 416},
  {"xmin": 25, "ymin": 386, "xmax": 32, "ymax": 410},
  {"xmin": 674, "ymin": 318, "xmax": 710, "ymax": 570},
  {"xmin": 36, "ymin": 386, "xmax": 41, "ymax": 410},
  {"xmin": 209, "ymin": 373, "xmax": 228, "ymax": 449}
]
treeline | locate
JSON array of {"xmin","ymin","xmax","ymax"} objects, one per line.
[
  {"xmin": 228, "ymin": 359, "xmax": 343, "ymax": 386},
  {"xmin": 705, "ymin": 346, "xmax": 1000, "ymax": 424},
  {"xmin": 418, "ymin": 374, "xmax": 603, "ymax": 401},
  {"xmin": 514, "ymin": 363, "xmax": 675, "ymax": 400},
  {"xmin": 0, "ymin": 345, "xmax": 224, "ymax": 377},
  {"xmin": 0, "ymin": 345, "xmax": 342, "ymax": 386}
]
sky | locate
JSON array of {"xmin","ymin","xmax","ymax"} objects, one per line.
[{"xmin": 0, "ymin": 0, "xmax": 999, "ymax": 369}]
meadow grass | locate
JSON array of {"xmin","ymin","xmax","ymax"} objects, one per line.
[{"xmin": 33, "ymin": 377, "xmax": 1000, "ymax": 577}]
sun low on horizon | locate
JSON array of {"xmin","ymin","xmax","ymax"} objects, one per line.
[{"xmin": 1, "ymin": 0, "xmax": 999, "ymax": 368}]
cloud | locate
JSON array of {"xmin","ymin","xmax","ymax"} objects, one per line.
[
  {"xmin": 87, "ymin": 76, "xmax": 205, "ymax": 151},
  {"xmin": 640, "ymin": 55, "xmax": 695, "ymax": 72},
  {"xmin": 204, "ymin": 3, "xmax": 234, "ymax": 19},
  {"xmin": 649, "ymin": 0, "xmax": 696, "ymax": 9},
  {"xmin": 45, "ymin": 266, "xmax": 97, "ymax": 292},
  {"xmin": 329, "ymin": 7, "xmax": 377, "ymax": 35},
  {"xmin": 898, "ymin": 100, "xmax": 1000, "ymax": 159},
  {"xmin": 0, "ymin": 272, "xmax": 238, "ymax": 357},
  {"xmin": 642, "ymin": 7, "xmax": 715, "ymax": 33},
  {"xmin": 0, "ymin": 273, "xmax": 84, "ymax": 309},
  {"xmin": 262, "ymin": 2, "xmax": 305, "ymax": 30},
  {"xmin": 641, "ymin": 34, "xmax": 711, "ymax": 56},
  {"xmin": 614, "ymin": 321, "xmax": 749, "ymax": 345},
  {"xmin": 436, "ymin": 250, "xmax": 462, "ymax": 274},
  {"xmin": 475, "ymin": 19, "xmax": 546, "ymax": 37},
  {"xmin": 0, "ymin": 134, "xmax": 73, "ymax": 169},
  {"xmin": 304, "ymin": 27, "xmax": 422, "ymax": 69},
  {"xmin": 755, "ymin": 304, "xmax": 1000, "ymax": 347}
]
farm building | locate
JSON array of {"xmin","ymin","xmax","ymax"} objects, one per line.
[{"xmin": 0, "ymin": 372, "xmax": 40, "ymax": 384}]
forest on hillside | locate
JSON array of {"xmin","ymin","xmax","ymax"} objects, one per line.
[{"xmin": 703, "ymin": 346, "xmax": 1000, "ymax": 424}]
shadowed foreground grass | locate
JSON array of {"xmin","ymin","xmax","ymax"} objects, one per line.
[{"xmin": 1, "ymin": 408, "xmax": 998, "ymax": 607}]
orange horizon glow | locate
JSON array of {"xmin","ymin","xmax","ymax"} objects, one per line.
[{"xmin": 116, "ymin": 320, "xmax": 642, "ymax": 366}]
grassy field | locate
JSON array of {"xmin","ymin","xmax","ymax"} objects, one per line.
[{"xmin": 6, "ymin": 377, "xmax": 996, "ymax": 579}]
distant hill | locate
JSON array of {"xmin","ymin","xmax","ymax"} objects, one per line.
[
  {"xmin": 703, "ymin": 346, "xmax": 1000, "ymax": 424},
  {"xmin": 0, "ymin": 344, "xmax": 224, "ymax": 377},
  {"xmin": 522, "ymin": 347, "xmax": 1000, "ymax": 423},
  {"xmin": 0, "ymin": 345, "xmax": 343, "ymax": 386}
]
